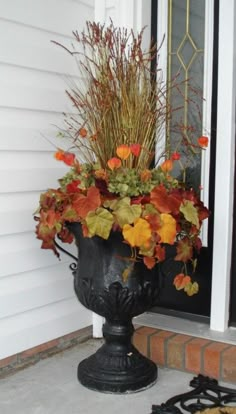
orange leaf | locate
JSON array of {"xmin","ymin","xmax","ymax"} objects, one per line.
[
  {"xmin": 122, "ymin": 218, "xmax": 151, "ymax": 248},
  {"xmin": 40, "ymin": 210, "xmax": 61, "ymax": 229},
  {"xmin": 160, "ymin": 159, "xmax": 173, "ymax": 172},
  {"xmin": 173, "ymin": 273, "xmax": 191, "ymax": 290},
  {"xmin": 150, "ymin": 185, "xmax": 181, "ymax": 214},
  {"xmin": 54, "ymin": 149, "xmax": 64, "ymax": 161},
  {"xmin": 107, "ymin": 157, "xmax": 122, "ymax": 170},
  {"xmin": 156, "ymin": 213, "xmax": 176, "ymax": 244},
  {"xmin": 174, "ymin": 238, "xmax": 193, "ymax": 262},
  {"xmin": 73, "ymin": 186, "xmax": 101, "ymax": 219},
  {"xmin": 155, "ymin": 245, "xmax": 166, "ymax": 262},
  {"xmin": 143, "ymin": 256, "xmax": 156, "ymax": 269},
  {"xmin": 79, "ymin": 127, "xmax": 87, "ymax": 138},
  {"xmin": 116, "ymin": 144, "xmax": 131, "ymax": 160},
  {"xmin": 140, "ymin": 169, "xmax": 152, "ymax": 182}
]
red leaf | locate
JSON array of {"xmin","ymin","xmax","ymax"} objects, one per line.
[
  {"xmin": 63, "ymin": 152, "xmax": 76, "ymax": 166},
  {"xmin": 58, "ymin": 227, "xmax": 74, "ymax": 244},
  {"xmin": 145, "ymin": 214, "xmax": 161, "ymax": 232},
  {"xmin": 66, "ymin": 180, "xmax": 81, "ymax": 193},
  {"xmin": 130, "ymin": 144, "xmax": 141, "ymax": 157},
  {"xmin": 174, "ymin": 238, "xmax": 193, "ymax": 262},
  {"xmin": 198, "ymin": 136, "xmax": 209, "ymax": 148},
  {"xmin": 171, "ymin": 152, "xmax": 181, "ymax": 160},
  {"xmin": 150, "ymin": 185, "xmax": 181, "ymax": 214},
  {"xmin": 73, "ymin": 186, "xmax": 101, "ymax": 219}
]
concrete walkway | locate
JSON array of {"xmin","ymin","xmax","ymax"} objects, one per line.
[{"xmin": 0, "ymin": 339, "xmax": 199, "ymax": 414}]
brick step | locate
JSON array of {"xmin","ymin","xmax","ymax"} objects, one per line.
[{"xmin": 133, "ymin": 326, "xmax": 236, "ymax": 383}]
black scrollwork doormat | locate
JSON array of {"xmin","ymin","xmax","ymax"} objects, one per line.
[{"xmin": 151, "ymin": 374, "xmax": 236, "ymax": 414}]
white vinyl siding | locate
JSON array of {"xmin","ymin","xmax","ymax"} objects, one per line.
[{"xmin": 0, "ymin": 0, "xmax": 94, "ymax": 360}]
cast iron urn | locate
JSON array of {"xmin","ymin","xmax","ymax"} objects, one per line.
[{"xmin": 66, "ymin": 222, "xmax": 161, "ymax": 393}]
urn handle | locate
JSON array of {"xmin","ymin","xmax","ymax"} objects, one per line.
[{"xmin": 54, "ymin": 238, "xmax": 78, "ymax": 275}]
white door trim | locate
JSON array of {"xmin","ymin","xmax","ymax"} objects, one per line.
[{"xmin": 210, "ymin": 0, "xmax": 236, "ymax": 331}]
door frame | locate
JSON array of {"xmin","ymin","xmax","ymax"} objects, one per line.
[
  {"xmin": 153, "ymin": 0, "xmax": 236, "ymax": 332},
  {"xmin": 93, "ymin": 0, "xmax": 236, "ymax": 333}
]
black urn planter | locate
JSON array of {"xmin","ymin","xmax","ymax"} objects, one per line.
[{"xmin": 66, "ymin": 222, "xmax": 161, "ymax": 393}]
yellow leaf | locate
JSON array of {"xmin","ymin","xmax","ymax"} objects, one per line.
[
  {"xmin": 122, "ymin": 263, "xmax": 134, "ymax": 282},
  {"xmin": 157, "ymin": 213, "xmax": 176, "ymax": 244},
  {"xmin": 122, "ymin": 218, "xmax": 151, "ymax": 248},
  {"xmin": 184, "ymin": 281, "xmax": 199, "ymax": 296}
]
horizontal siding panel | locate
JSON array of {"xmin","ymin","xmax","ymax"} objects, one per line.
[
  {"xmin": 0, "ymin": 20, "xmax": 80, "ymax": 76},
  {"xmin": 0, "ymin": 192, "xmax": 42, "ymax": 235},
  {"xmin": 0, "ymin": 0, "xmax": 94, "ymax": 37},
  {"xmin": 0, "ymin": 263, "xmax": 72, "ymax": 291},
  {"xmin": 0, "ymin": 232, "xmax": 77, "ymax": 278},
  {"xmin": 0, "ymin": 298, "xmax": 91, "ymax": 359},
  {"xmin": 106, "ymin": 0, "xmax": 116, "ymax": 6},
  {"xmin": 0, "ymin": 248, "xmax": 73, "ymax": 279},
  {"xmin": 0, "ymin": 0, "xmax": 94, "ymax": 359},
  {"xmin": 0, "ymin": 108, "xmax": 66, "ymax": 151},
  {"xmin": 0, "ymin": 192, "xmax": 40, "ymax": 212},
  {"xmin": 0, "ymin": 209, "xmax": 36, "ymax": 236},
  {"xmin": 0, "ymin": 168, "xmax": 67, "ymax": 192},
  {"xmin": 0, "ymin": 265, "xmax": 75, "ymax": 319},
  {"xmin": 0, "ymin": 151, "xmax": 68, "ymax": 170},
  {"xmin": 0, "ymin": 126, "xmax": 59, "ymax": 151},
  {"xmin": 0, "ymin": 65, "xmax": 77, "ymax": 113}
]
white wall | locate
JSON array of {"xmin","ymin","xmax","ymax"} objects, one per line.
[
  {"xmin": 0, "ymin": 0, "xmax": 94, "ymax": 360},
  {"xmin": 95, "ymin": 0, "xmax": 151, "ymax": 35}
]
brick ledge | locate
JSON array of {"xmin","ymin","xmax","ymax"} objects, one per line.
[
  {"xmin": 1, "ymin": 325, "xmax": 236, "ymax": 384},
  {"xmin": 133, "ymin": 326, "xmax": 236, "ymax": 383},
  {"xmin": 0, "ymin": 325, "xmax": 92, "ymax": 378}
]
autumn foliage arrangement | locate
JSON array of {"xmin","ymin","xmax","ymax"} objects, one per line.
[{"xmin": 35, "ymin": 21, "xmax": 210, "ymax": 296}]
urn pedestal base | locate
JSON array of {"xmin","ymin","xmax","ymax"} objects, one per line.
[
  {"xmin": 65, "ymin": 223, "xmax": 160, "ymax": 393},
  {"xmin": 77, "ymin": 321, "xmax": 157, "ymax": 393}
]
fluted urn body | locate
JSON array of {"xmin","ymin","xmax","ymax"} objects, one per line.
[{"xmin": 68, "ymin": 222, "xmax": 161, "ymax": 393}]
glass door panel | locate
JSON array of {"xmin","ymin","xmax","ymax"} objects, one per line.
[
  {"xmin": 151, "ymin": 0, "xmax": 216, "ymax": 320},
  {"xmin": 167, "ymin": 0, "xmax": 205, "ymax": 188}
]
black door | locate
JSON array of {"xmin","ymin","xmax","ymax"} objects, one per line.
[{"xmin": 151, "ymin": 0, "xmax": 219, "ymax": 321}]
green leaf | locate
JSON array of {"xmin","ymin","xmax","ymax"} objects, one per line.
[
  {"xmin": 180, "ymin": 200, "xmax": 199, "ymax": 228},
  {"xmin": 85, "ymin": 208, "xmax": 114, "ymax": 239},
  {"xmin": 62, "ymin": 207, "xmax": 79, "ymax": 221},
  {"xmin": 142, "ymin": 203, "xmax": 159, "ymax": 216},
  {"xmin": 113, "ymin": 197, "xmax": 142, "ymax": 227},
  {"xmin": 103, "ymin": 199, "xmax": 118, "ymax": 210}
]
